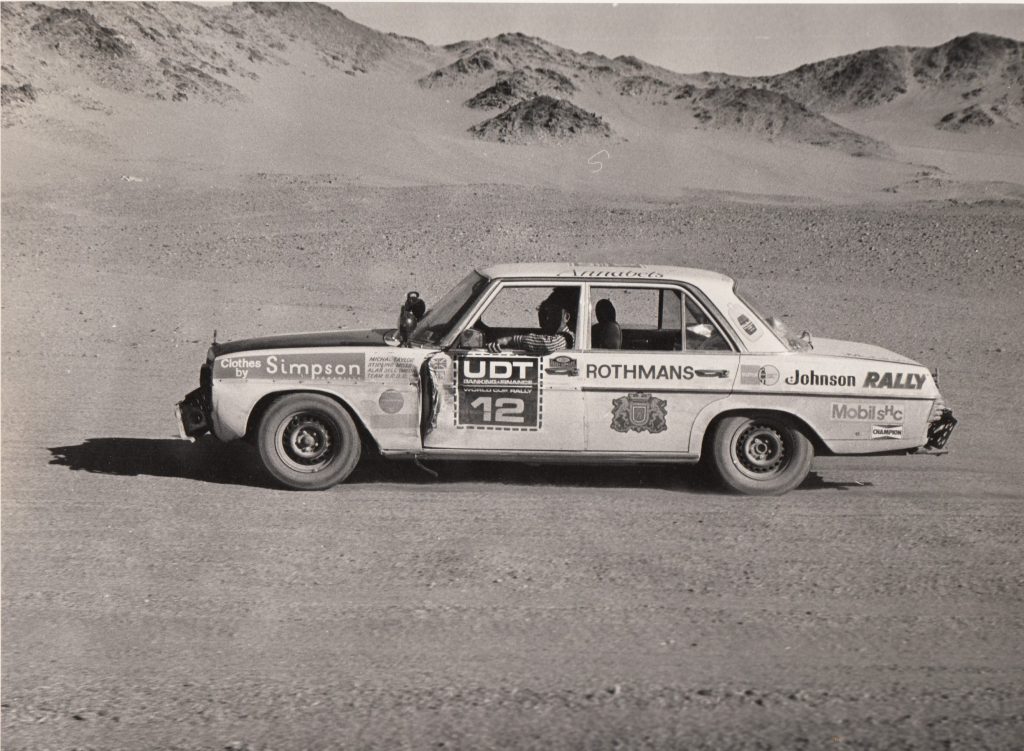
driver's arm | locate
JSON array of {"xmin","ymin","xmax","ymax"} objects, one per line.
[{"xmin": 489, "ymin": 333, "xmax": 568, "ymax": 355}]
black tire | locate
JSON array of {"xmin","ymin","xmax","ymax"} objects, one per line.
[
  {"xmin": 709, "ymin": 414, "xmax": 813, "ymax": 496},
  {"xmin": 256, "ymin": 393, "xmax": 361, "ymax": 490}
]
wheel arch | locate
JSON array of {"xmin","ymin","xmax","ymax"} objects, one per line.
[
  {"xmin": 695, "ymin": 406, "xmax": 831, "ymax": 459},
  {"xmin": 244, "ymin": 388, "xmax": 380, "ymax": 455}
]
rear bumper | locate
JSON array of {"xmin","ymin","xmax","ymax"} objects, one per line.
[{"xmin": 924, "ymin": 408, "xmax": 957, "ymax": 450}]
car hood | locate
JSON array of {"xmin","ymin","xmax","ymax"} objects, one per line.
[
  {"xmin": 210, "ymin": 329, "xmax": 394, "ymax": 357},
  {"xmin": 810, "ymin": 337, "xmax": 920, "ymax": 365}
]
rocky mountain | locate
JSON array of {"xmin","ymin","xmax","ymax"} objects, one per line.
[
  {"xmin": 937, "ymin": 93, "xmax": 1024, "ymax": 131},
  {"xmin": 0, "ymin": 1, "xmax": 427, "ymax": 110},
  {"xmin": 756, "ymin": 47, "xmax": 914, "ymax": 112},
  {"xmin": 682, "ymin": 87, "xmax": 890, "ymax": 156},
  {"xmin": 468, "ymin": 95, "xmax": 611, "ymax": 143},
  {"xmin": 754, "ymin": 33, "xmax": 1022, "ymax": 118},
  {"xmin": 420, "ymin": 28, "xmax": 1021, "ymax": 145},
  {"xmin": 465, "ymin": 68, "xmax": 576, "ymax": 110},
  {"xmin": 418, "ymin": 31, "xmax": 880, "ymax": 146},
  {"xmin": 417, "ymin": 48, "xmax": 507, "ymax": 88},
  {"xmin": 913, "ymin": 32, "xmax": 1022, "ymax": 86}
]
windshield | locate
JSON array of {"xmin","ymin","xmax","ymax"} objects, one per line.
[
  {"xmin": 733, "ymin": 284, "xmax": 810, "ymax": 351},
  {"xmin": 410, "ymin": 272, "xmax": 490, "ymax": 346}
]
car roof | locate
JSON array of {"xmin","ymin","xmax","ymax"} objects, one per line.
[{"xmin": 476, "ymin": 263, "xmax": 736, "ymax": 290}]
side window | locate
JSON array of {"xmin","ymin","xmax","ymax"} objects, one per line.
[
  {"xmin": 684, "ymin": 296, "xmax": 732, "ymax": 351},
  {"xmin": 589, "ymin": 286, "xmax": 733, "ymax": 352},
  {"xmin": 660, "ymin": 289, "xmax": 682, "ymax": 330},
  {"xmin": 590, "ymin": 287, "xmax": 677, "ymax": 351},
  {"xmin": 478, "ymin": 286, "xmax": 551, "ymax": 330},
  {"xmin": 470, "ymin": 285, "xmax": 580, "ymax": 348}
]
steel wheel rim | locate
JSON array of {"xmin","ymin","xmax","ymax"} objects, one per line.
[
  {"xmin": 275, "ymin": 412, "xmax": 337, "ymax": 473},
  {"xmin": 733, "ymin": 423, "xmax": 787, "ymax": 479}
]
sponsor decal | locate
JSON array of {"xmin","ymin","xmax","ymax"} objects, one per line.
[
  {"xmin": 586, "ymin": 363, "xmax": 725, "ymax": 381},
  {"xmin": 785, "ymin": 369, "xmax": 856, "ymax": 387},
  {"xmin": 729, "ymin": 304, "xmax": 763, "ymax": 341},
  {"xmin": 366, "ymin": 354, "xmax": 418, "ymax": 381},
  {"xmin": 547, "ymin": 355, "xmax": 579, "ymax": 376},
  {"xmin": 557, "ymin": 266, "xmax": 664, "ymax": 278},
  {"xmin": 215, "ymin": 353, "xmax": 365, "ymax": 380},
  {"xmin": 737, "ymin": 314, "xmax": 758, "ymax": 336},
  {"xmin": 456, "ymin": 356, "xmax": 542, "ymax": 430},
  {"xmin": 611, "ymin": 392, "xmax": 668, "ymax": 434},
  {"xmin": 378, "ymin": 389, "xmax": 405, "ymax": 414},
  {"xmin": 740, "ymin": 364, "xmax": 780, "ymax": 386},
  {"xmin": 831, "ymin": 402, "xmax": 905, "ymax": 423},
  {"xmin": 865, "ymin": 371, "xmax": 926, "ymax": 390},
  {"xmin": 871, "ymin": 424, "xmax": 904, "ymax": 440}
]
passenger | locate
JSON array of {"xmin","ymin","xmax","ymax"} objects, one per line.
[
  {"xmin": 488, "ymin": 294, "xmax": 575, "ymax": 355},
  {"xmin": 592, "ymin": 299, "xmax": 622, "ymax": 349}
]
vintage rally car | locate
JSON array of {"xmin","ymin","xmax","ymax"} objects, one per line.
[{"xmin": 176, "ymin": 263, "xmax": 956, "ymax": 495}]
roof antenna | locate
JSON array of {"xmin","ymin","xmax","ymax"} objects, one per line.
[{"xmin": 212, "ymin": 329, "xmax": 218, "ymax": 344}]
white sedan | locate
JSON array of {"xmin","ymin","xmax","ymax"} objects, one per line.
[{"xmin": 176, "ymin": 263, "xmax": 956, "ymax": 495}]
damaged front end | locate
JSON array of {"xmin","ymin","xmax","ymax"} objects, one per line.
[{"xmin": 175, "ymin": 361, "xmax": 213, "ymax": 439}]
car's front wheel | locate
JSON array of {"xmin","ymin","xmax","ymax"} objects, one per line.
[
  {"xmin": 709, "ymin": 414, "xmax": 813, "ymax": 495},
  {"xmin": 257, "ymin": 393, "xmax": 361, "ymax": 490}
]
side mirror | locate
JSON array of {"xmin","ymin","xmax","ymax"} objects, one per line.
[{"xmin": 397, "ymin": 291, "xmax": 427, "ymax": 345}]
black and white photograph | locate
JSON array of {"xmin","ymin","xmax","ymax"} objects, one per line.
[{"xmin": 2, "ymin": 1, "xmax": 1023, "ymax": 748}]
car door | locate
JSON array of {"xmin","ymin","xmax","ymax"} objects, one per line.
[
  {"xmin": 422, "ymin": 281, "xmax": 586, "ymax": 453},
  {"xmin": 579, "ymin": 283, "xmax": 739, "ymax": 455}
]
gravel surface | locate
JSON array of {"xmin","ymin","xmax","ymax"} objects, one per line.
[{"xmin": 3, "ymin": 178, "xmax": 1023, "ymax": 749}]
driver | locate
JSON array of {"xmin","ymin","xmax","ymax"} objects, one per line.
[{"xmin": 487, "ymin": 294, "xmax": 575, "ymax": 355}]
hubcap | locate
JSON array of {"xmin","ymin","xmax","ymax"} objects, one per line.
[
  {"xmin": 735, "ymin": 424, "xmax": 786, "ymax": 476},
  {"xmin": 277, "ymin": 413, "xmax": 336, "ymax": 472}
]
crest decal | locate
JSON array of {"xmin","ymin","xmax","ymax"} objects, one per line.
[{"xmin": 611, "ymin": 392, "xmax": 668, "ymax": 434}]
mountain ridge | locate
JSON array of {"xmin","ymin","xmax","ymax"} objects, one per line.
[
  {"xmin": 2, "ymin": 3, "xmax": 1021, "ymax": 200},
  {"xmin": 4, "ymin": 3, "xmax": 1020, "ymax": 139}
]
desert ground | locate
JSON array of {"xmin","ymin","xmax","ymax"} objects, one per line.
[{"xmin": 3, "ymin": 4, "xmax": 1024, "ymax": 749}]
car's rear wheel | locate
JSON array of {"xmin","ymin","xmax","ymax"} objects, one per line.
[
  {"xmin": 257, "ymin": 393, "xmax": 361, "ymax": 490},
  {"xmin": 709, "ymin": 414, "xmax": 813, "ymax": 495}
]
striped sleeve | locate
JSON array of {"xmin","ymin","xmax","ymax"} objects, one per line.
[{"xmin": 507, "ymin": 333, "xmax": 569, "ymax": 355}]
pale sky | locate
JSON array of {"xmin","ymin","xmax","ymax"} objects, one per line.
[{"xmin": 338, "ymin": 3, "xmax": 1024, "ymax": 76}]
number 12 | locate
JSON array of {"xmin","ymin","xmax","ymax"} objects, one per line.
[{"xmin": 470, "ymin": 396, "xmax": 525, "ymax": 423}]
